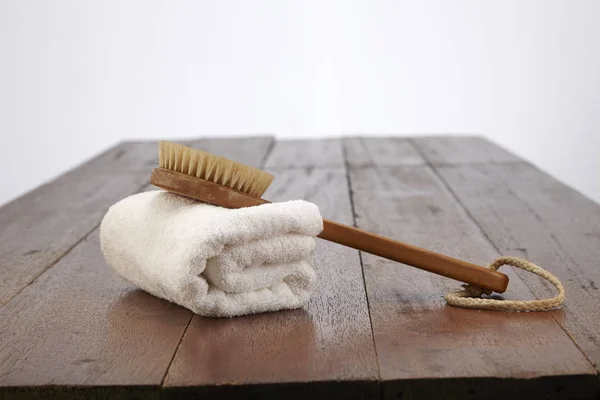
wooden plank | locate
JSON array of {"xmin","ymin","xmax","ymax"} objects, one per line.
[
  {"xmin": 345, "ymin": 144, "xmax": 597, "ymax": 398},
  {"xmin": 0, "ymin": 144, "xmax": 154, "ymax": 306},
  {"xmin": 264, "ymin": 139, "xmax": 344, "ymax": 168},
  {"xmin": 411, "ymin": 135, "xmax": 521, "ymax": 165},
  {"xmin": 436, "ymin": 162, "xmax": 600, "ymax": 371},
  {"xmin": 343, "ymin": 137, "xmax": 424, "ymax": 167},
  {"xmin": 163, "ymin": 146, "xmax": 379, "ymax": 398},
  {"xmin": 0, "ymin": 230, "xmax": 192, "ymax": 399}
]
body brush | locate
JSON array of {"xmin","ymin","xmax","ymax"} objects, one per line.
[{"xmin": 150, "ymin": 141, "xmax": 509, "ymax": 293}]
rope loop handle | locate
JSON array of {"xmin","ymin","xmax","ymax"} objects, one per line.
[{"xmin": 445, "ymin": 256, "xmax": 565, "ymax": 311}]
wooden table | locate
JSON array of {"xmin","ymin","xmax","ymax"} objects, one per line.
[{"xmin": 1, "ymin": 136, "xmax": 599, "ymax": 400}]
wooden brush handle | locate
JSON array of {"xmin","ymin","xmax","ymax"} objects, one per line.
[
  {"xmin": 320, "ymin": 219, "xmax": 508, "ymax": 293},
  {"xmin": 151, "ymin": 168, "xmax": 509, "ymax": 293}
]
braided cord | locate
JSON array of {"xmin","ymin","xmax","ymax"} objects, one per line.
[{"xmin": 445, "ymin": 256, "xmax": 565, "ymax": 311}]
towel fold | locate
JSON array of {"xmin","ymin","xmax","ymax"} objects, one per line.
[{"xmin": 99, "ymin": 190, "xmax": 323, "ymax": 317}]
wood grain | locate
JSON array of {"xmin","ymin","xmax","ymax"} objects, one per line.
[
  {"xmin": 80, "ymin": 140, "xmax": 162, "ymax": 174},
  {"xmin": 149, "ymin": 167, "xmax": 271, "ymax": 208},
  {"xmin": 346, "ymin": 160, "xmax": 597, "ymax": 399},
  {"xmin": 0, "ymin": 159, "xmax": 150, "ymax": 306},
  {"xmin": 163, "ymin": 165, "xmax": 379, "ymax": 398},
  {"xmin": 0, "ymin": 230, "xmax": 192, "ymax": 397},
  {"xmin": 411, "ymin": 135, "xmax": 521, "ymax": 165},
  {"xmin": 436, "ymin": 162, "xmax": 600, "ymax": 371},
  {"xmin": 264, "ymin": 139, "xmax": 344, "ymax": 169},
  {"xmin": 343, "ymin": 137, "xmax": 424, "ymax": 167},
  {"xmin": 190, "ymin": 136, "xmax": 274, "ymax": 167}
]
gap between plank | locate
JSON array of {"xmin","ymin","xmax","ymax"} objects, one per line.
[
  {"xmin": 407, "ymin": 138, "xmax": 598, "ymax": 372},
  {"xmin": 258, "ymin": 138, "xmax": 277, "ymax": 168},
  {"xmin": 340, "ymin": 139, "xmax": 382, "ymax": 382},
  {"xmin": 160, "ymin": 313, "xmax": 194, "ymax": 389}
]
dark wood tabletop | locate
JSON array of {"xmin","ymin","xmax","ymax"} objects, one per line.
[{"xmin": 1, "ymin": 136, "xmax": 599, "ymax": 400}]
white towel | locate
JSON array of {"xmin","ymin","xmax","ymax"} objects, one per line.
[{"xmin": 99, "ymin": 190, "xmax": 323, "ymax": 317}]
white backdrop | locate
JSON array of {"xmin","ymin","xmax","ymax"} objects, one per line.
[{"xmin": 1, "ymin": 0, "xmax": 599, "ymax": 206}]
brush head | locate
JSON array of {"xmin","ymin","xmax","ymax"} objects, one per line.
[{"xmin": 158, "ymin": 141, "xmax": 274, "ymax": 197}]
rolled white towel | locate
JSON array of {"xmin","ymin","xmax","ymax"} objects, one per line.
[{"xmin": 99, "ymin": 190, "xmax": 323, "ymax": 317}]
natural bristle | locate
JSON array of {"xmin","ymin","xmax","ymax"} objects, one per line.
[{"xmin": 158, "ymin": 141, "xmax": 274, "ymax": 197}]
